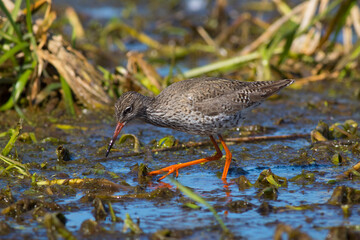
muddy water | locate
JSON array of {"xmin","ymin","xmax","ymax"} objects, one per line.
[{"xmin": 1, "ymin": 83, "xmax": 360, "ymax": 239}]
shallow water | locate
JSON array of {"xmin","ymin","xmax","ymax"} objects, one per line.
[{"xmin": 1, "ymin": 83, "xmax": 359, "ymax": 239}]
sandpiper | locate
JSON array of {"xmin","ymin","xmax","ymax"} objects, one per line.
[{"xmin": 106, "ymin": 77, "xmax": 294, "ymax": 180}]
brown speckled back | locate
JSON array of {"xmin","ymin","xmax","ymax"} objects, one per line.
[{"xmin": 142, "ymin": 77, "xmax": 293, "ymax": 135}]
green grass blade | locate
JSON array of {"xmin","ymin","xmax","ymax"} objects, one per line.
[
  {"xmin": 0, "ymin": 42, "xmax": 28, "ymax": 65},
  {"xmin": 182, "ymin": 51, "xmax": 260, "ymax": 78},
  {"xmin": 29, "ymin": 132, "xmax": 37, "ymax": 143},
  {"xmin": 11, "ymin": 0, "xmax": 22, "ymax": 21},
  {"xmin": 263, "ymin": 20, "xmax": 299, "ymax": 66},
  {"xmin": 60, "ymin": 76, "xmax": 76, "ymax": 116},
  {"xmin": 1, "ymin": 119, "xmax": 22, "ymax": 156},
  {"xmin": 25, "ymin": 0, "xmax": 38, "ymax": 62},
  {"xmin": 264, "ymin": 35, "xmax": 282, "ymax": 61},
  {"xmin": 0, "ymin": 0, "xmax": 22, "ymax": 39},
  {"xmin": 44, "ymin": 82, "xmax": 62, "ymax": 91},
  {"xmin": 0, "ymin": 154, "xmax": 30, "ymax": 177},
  {"xmin": 14, "ymin": 104, "xmax": 33, "ymax": 126},
  {"xmin": 278, "ymin": 25, "xmax": 298, "ymax": 65},
  {"xmin": 0, "ymin": 130, "xmax": 12, "ymax": 138},
  {"xmin": 98, "ymin": 66, "xmax": 115, "ymax": 98},
  {"xmin": 331, "ymin": 0, "xmax": 356, "ymax": 44},
  {"xmin": 71, "ymin": 27, "xmax": 77, "ymax": 47},
  {"xmin": 107, "ymin": 201, "xmax": 117, "ymax": 222},
  {"xmin": 0, "ymin": 29, "xmax": 21, "ymax": 43},
  {"xmin": 123, "ymin": 213, "xmax": 143, "ymax": 234},
  {"xmin": 181, "ymin": 49, "xmax": 283, "ymax": 79},
  {"xmin": 137, "ymin": 75, "xmax": 161, "ymax": 95},
  {"xmin": 25, "ymin": 0, "xmax": 33, "ymax": 35},
  {"xmin": 170, "ymin": 178, "xmax": 229, "ymax": 233},
  {"xmin": 14, "ymin": 61, "xmax": 36, "ymax": 101},
  {"xmin": 0, "ymin": 61, "xmax": 35, "ymax": 111}
]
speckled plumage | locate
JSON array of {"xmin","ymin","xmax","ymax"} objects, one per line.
[
  {"xmin": 114, "ymin": 77, "xmax": 294, "ymax": 135},
  {"xmin": 107, "ymin": 77, "xmax": 294, "ymax": 179}
]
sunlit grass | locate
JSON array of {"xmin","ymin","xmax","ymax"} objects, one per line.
[{"xmin": 0, "ymin": 0, "xmax": 358, "ymax": 118}]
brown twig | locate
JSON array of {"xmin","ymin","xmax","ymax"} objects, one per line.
[
  {"xmin": 197, "ymin": 26, "xmax": 218, "ymax": 48},
  {"xmin": 225, "ymin": 133, "xmax": 309, "ymax": 142},
  {"xmin": 96, "ymin": 133, "xmax": 309, "ymax": 162}
]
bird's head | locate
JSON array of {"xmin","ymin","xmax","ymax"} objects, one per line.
[{"xmin": 106, "ymin": 91, "xmax": 148, "ymax": 157}]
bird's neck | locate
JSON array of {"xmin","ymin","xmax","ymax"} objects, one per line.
[
  {"xmin": 138, "ymin": 95, "xmax": 155, "ymax": 120},
  {"xmin": 142, "ymin": 95, "xmax": 155, "ymax": 105},
  {"xmin": 142, "ymin": 96, "xmax": 172, "ymax": 128}
]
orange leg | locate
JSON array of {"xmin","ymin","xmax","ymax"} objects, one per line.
[
  {"xmin": 218, "ymin": 134, "xmax": 232, "ymax": 180},
  {"xmin": 148, "ymin": 135, "xmax": 223, "ymax": 181}
]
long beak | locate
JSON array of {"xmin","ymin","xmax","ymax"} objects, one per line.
[{"xmin": 106, "ymin": 122, "xmax": 125, "ymax": 157}]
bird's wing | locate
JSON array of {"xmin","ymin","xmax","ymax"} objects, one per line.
[{"xmin": 192, "ymin": 79, "xmax": 293, "ymax": 116}]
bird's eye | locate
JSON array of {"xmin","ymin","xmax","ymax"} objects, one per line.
[{"xmin": 123, "ymin": 106, "xmax": 132, "ymax": 116}]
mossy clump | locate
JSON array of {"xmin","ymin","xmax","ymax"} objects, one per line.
[
  {"xmin": 326, "ymin": 226, "xmax": 360, "ymax": 240},
  {"xmin": 254, "ymin": 169, "xmax": 287, "ymax": 188},
  {"xmin": 233, "ymin": 175, "xmax": 252, "ymax": 190},
  {"xmin": 289, "ymin": 170, "xmax": 316, "ymax": 185},
  {"xmin": 327, "ymin": 186, "xmax": 360, "ymax": 205},
  {"xmin": 311, "ymin": 120, "xmax": 359, "ymax": 142},
  {"xmin": 226, "ymin": 200, "xmax": 255, "ymax": 213},
  {"xmin": 257, "ymin": 202, "xmax": 274, "ymax": 216}
]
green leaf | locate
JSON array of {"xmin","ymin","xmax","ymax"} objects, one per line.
[
  {"xmin": 0, "ymin": 0, "xmax": 22, "ymax": 39},
  {"xmin": 60, "ymin": 76, "xmax": 76, "ymax": 116},
  {"xmin": 0, "ymin": 42, "xmax": 28, "ymax": 65},
  {"xmin": 14, "ymin": 104, "xmax": 33, "ymax": 126},
  {"xmin": 0, "ymin": 60, "xmax": 35, "ymax": 111},
  {"xmin": 157, "ymin": 135, "xmax": 175, "ymax": 148},
  {"xmin": 184, "ymin": 202, "xmax": 201, "ymax": 209},
  {"xmin": 0, "ymin": 153, "xmax": 30, "ymax": 177},
  {"xmin": 11, "ymin": 0, "xmax": 22, "ymax": 22},
  {"xmin": 266, "ymin": 175, "xmax": 282, "ymax": 188},
  {"xmin": 331, "ymin": 0, "xmax": 356, "ymax": 45},
  {"xmin": 107, "ymin": 201, "xmax": 118, "ymax": 222},
  {"xmin": 118, "ymin": 134, "xmax": 141, "ymax": 152},
  {"xmin": 0, "ymin": 29, "xmax": 20, "ymax": 43},
  {"xmin": 123, "ymin": 213, "xmax": 143, "ymax": 234},
  {"xmin": 1, "ymin": 119, "xmax": 22, "ymax": 156},
  {"xmin": 0, "ymin": 129, "xmax": 13, "ymax": 138},
  {"xmin": 25, "ymin": 0, "xmax": 38, "ymax": 62},
  {"xmin": 136, "ymin": 73, "xmax": 161, "ymax": 95},
  {"xmin": 98, "ymin": 66, "xmax": 115, "ymax": 98},
  {"xmin": 278, "ymin": 24, "xmax": 299, "ymax": 65},
  {"xmin": 182, "ymin": 51, "xmax": 261, "ymax": 78}
]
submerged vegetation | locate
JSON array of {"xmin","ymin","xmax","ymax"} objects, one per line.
[{"xmin": 0, "ymin": 0, "xmax": 360, "ymax": 239}]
